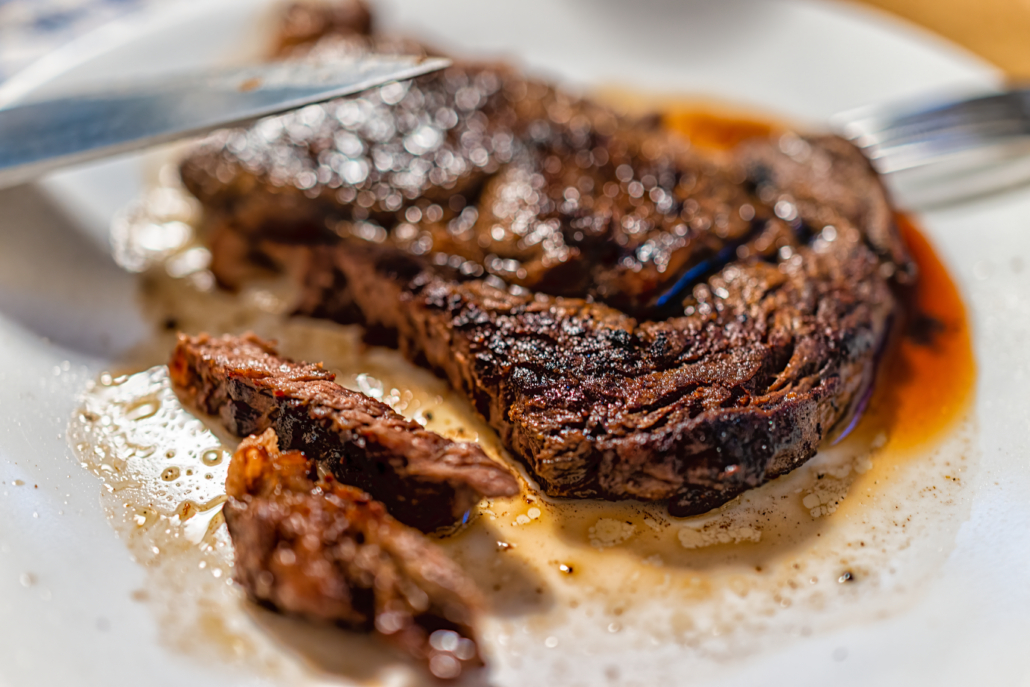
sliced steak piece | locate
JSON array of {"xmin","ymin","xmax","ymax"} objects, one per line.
[
  {"xmin": 225, "ymin": 429, "xmax": 482, "ymax": 680},
  {"xmin": 169, "ymin": 333, "xmax": 518, "ymax": 532}
]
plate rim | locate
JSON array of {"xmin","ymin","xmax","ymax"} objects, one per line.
[
  {"xmin": 0, "ymin": 0, "xmax": 1000, "ymax": 112},
  {"xmin": 0, "ymin": 2, "xmax": 1013, "ymax": 686}
]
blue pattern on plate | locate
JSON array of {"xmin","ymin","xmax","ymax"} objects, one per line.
[{"xmin": 0, "ymin": 0, "xmax": 163, "ymax": 81}]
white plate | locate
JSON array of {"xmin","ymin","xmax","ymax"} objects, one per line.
[{"xmin": 2, "ymin": 2, "xmax": 1029, "ymax": 686}]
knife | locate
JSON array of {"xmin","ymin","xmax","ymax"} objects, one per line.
[{"xmin": 0, "ymin": 55, "xmax": 451, "ymax": 189}]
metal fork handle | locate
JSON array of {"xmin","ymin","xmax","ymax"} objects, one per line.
[{"xmin": 834, "ymin": 88, "xmax": 1030, "ymax": 174}]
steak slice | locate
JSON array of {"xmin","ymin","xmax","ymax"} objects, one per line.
[
  {"xmin": 169, "ymin": 333, "xmax": 518, "ymax": 532},
  {"xmin": 225, "ymin": 429, "xmax": 482, "ymax": 680}
]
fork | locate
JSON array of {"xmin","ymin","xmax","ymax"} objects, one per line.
[{"xmin": 831, "ymin": 87, "xmax": 1030, "ymax": 208}]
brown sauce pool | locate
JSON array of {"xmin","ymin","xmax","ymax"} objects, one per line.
[
  {"xmin": 664, "ymin": 107, "xmax": 777, "ymax": 153},
  {"xmin": 878, "ymin": 214, "xmax": 976, "ymax": 451},
  {"xmin": 68, "ymin": 103, "xmax": 979, "ymax": 684}
]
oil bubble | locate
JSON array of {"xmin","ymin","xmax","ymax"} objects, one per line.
[
  {"xmin": 201, "ymin": 449, "xmax": 224, "ymax": 467},
  {"xmin": 125, "ymin": 397, "xmax": 160, "ymax": 421}
]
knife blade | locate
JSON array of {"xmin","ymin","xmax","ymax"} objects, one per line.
[{"xmin": 0, "ymin": 55, "xmax": 451, "ymax": 189}]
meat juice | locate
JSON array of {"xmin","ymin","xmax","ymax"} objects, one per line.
[{"xmin": 68, "ymin": 106, "xmax": 977, "ymax": 685}]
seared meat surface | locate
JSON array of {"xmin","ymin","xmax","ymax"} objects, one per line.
[
  {"xmin": 225, "ymin": 429, "xmax": 482, "ymax": 679},
  {"xmin": 181, "ymin": 27, "xmax": 770, "ymax": 317},
  {"xmin": 178, "ymin": 4, "xmax": 912, "ymax": 515},
  {"xmin": 314, "ymin": 137, "xmax": 897, "ymax": 514},
  {"xmin": 169, "ymin": 333, "xmax": 518, "ymax": 531},
  {"xmin": 273, "ymin": 0, "xmax": 373, "ymax": 57}
]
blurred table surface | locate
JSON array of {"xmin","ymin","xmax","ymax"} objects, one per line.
[
  {"xmin": 0, "ymin": 0, "xmax": 1027, "ymax": 80},
  {"xmin": 856, "ymin": 0, "xmax": 1030, "ymax": 78}
]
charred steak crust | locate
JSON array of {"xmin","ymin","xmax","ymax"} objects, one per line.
[
  {"xmin": 322, "ymin": 189, "xmax": 893, "ymax": 515},
  {"xmin": 225, "ymin": 429, "xmax": 482, "ymax": 679},
  {"xmin": 169, "ymin": 333, "xmax": 518, "ymax": 532},
  {"xmin": 180, "ymin": 54, "xmax": 765, "ymax": 319},
  {"xmin": 178, "ymin": 14, "xmax": 912, "ymax": 515},
  {"xmin": 273, "ymin": 0, "xmax": 374, "ymax": 58}
]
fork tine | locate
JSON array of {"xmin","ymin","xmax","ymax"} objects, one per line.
[
  {"xmin": 834, "ymin": 88, "xmax": 1030, "ymax": 207},
  {"xmin": 868, "ymin": 119, "xmax": 1030, "ymax": 156},
  {"xmin": 834, "ymin": 89, "xmax": 1030, "ymax": 150},
  {"xmin": 834, "ymin": 88, "xmax": 1030, "ymax": 174},
  {"xmin": 867, "ymin": 134, "xmax": 1030, "ymax": 174}
]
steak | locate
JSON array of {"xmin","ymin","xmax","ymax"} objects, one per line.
[
  {"xmin": 225, "ymin": 429, "xmax": 482, "ymax": 679},
  {"xmin": 272, "ymin": 0, "xmax": 373, "ymax": 58},
  {"xmin": 169, "ymin": 333, "xmax": 518, "ymax": 532},
  {"xmin": 178, "ymin": 8, "xmax": 913, "ymax": 515},
  {"xmin": 308, "ymin": 155, "xmax": 899, "ymax": 516}
]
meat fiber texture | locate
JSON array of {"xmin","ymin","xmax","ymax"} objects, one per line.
[
  {"xmin": 225, "ymin": 429, "xmax": 482, "ymax": 680},
  {"xmin": 169, "ymin": 333, "xmax": 518, "ymax": 532}
]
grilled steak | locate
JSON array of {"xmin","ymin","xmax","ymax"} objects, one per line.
[
  {"xmin": 169, "ymin": 333, "xmax": 518, "ymax": 531},
  {"xmin": 225, "ymin": 429, "xmax": 482, "ymax": 679},
  {"xmin": 273, "ymin": 0, "xmax": 373, "ymax": 57},
  {"xmin": 306, "ymin": 161, "xmax": 898, "ymax": 515},
  {"xmin": 178, "ymin": 6, "xmax": 912, "ymax": 515}
]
